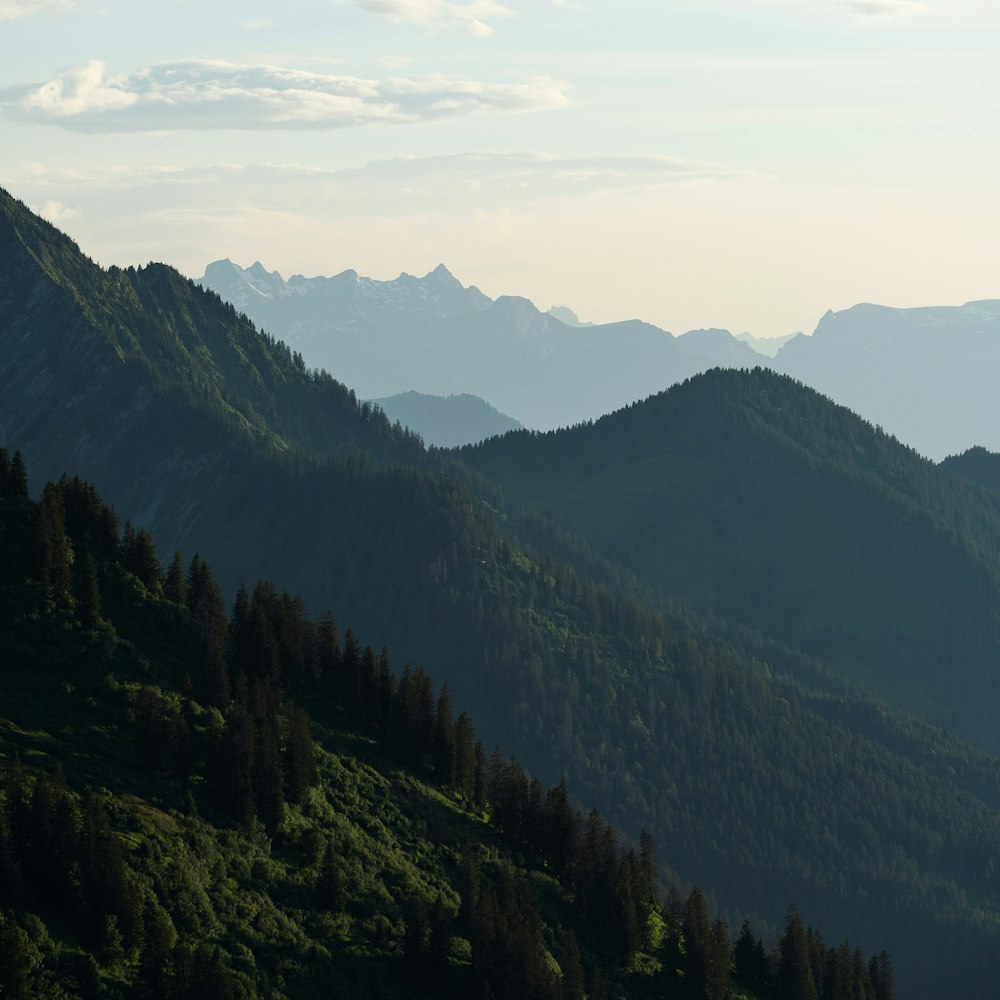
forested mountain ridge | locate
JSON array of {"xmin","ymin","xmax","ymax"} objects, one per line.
[
  {"xmin": 0, "ymin": 187, "xmax": 422, "ymax": 481},
  {"xmin": 0, "ymin": 458, "xmax": 896, "ymax": 1000},
  {"xmin": 458, "ymin": 367, "xmax": 1000, "ymax": 750},
  {"xmin": 941, "ymin": 445, "xmax": 1000, "ymax": 494},
  {"xmin": 0, "ymin": 190, "xmax": 996, "ymax": 997}
]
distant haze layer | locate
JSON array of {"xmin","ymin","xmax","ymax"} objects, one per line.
[{"xmin": 201, "ymin": 258, "xmax": 1000, "ymax": 460}]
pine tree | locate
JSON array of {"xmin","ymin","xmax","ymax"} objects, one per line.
[
  {"xmin": 454, "ymin": 711, "xmax": 477, "ymax": 801},
  {"xmin": 9, "ymin": 450, "xmax": 28, "ymax": 499},
  {"xmin": 434, "ymin": 684, "xmax": 457, "ymax": 786},
  {"xmin": 188, "ymin": 557, "xmax": 229, "ymax": 706},
  {"xmin": 37, "ymin": 482, "xmax": 72, "ymax": 605},
  {"xmin": 315, "ymin": 611, "xmax": 341, "ymax": 693},
  {"xmin": 283, "ymin": 705, "xmax": 317, "ymax": 803},
  {"xmin": 560, "ymin": 930, "xmax": 586, "ymax": 1000},
  {"xmin": 164, "ymin": 550, "xmax": 187, "ymax": 605},
  {"xmin": 76, "ymin": 549, "xmax": 102, "ymax": 629},
  {"xmin": 869, "ymin": 949, "xmax": 895, "ymax": 1000},
  {"xmin": 124, "ymin": 526, "xmax": 161, "ymax": 591},
  {"xmin": 315, "ymin": 842, "xmax": 346, "ymax": 912},
  {"xmin": 780, "ymin": 907, "xmax": 817, "ymax": 1000},
  {"xmin": 734, "ymin": 918, "xmax": 768, "ymax": 991}
]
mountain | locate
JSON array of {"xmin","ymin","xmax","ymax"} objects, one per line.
[
  {"xmin": 458, "ymin": 367, "xmax": 1000, "ymax": 752},
  {"xmin": 5, "ymin": 187, "xmax": 1000, "ymax": 997},
  {"xmin": 198, "ymin": 258, "xmax": 771, "ymax": 430},
  {"xmin": 0, "ymin": 464, "xmax": 901, "ymax": 1000},
  {"xmin": 735, "ymin": 330, "xmax": 799, "ymax": 358},
  {"xmin": 676, "ymin": 327, "xmax": 770, "ymax": 367},
  {"xmin": 368, "ymin": 391, "xmax": 522, "ymax": 448},
  {"xmin": 0, "ymin": 470, "xmax": 660, "ymax": 1000},
  {"xmin": 774, "ymin": 300, "xmax": 1000, "ymax": 460},
  {"xmin": 941, "ymin": 446, "xmax": 1000, "ymax": 493},
  {"xmin": 546, "ymin": 305, "xmax": 594, "ymax": 327}
]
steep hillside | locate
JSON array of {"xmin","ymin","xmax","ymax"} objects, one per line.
[
  {"xmin": 0, "ymin": 462, "xmax": 898, "ymax": 1000},
  {"xmin": 0, "ymin": 188, "xmax": 422, "ymax": 492},
  {"xmin": 2, "ymin": 193, "xmax": 997, "ymax": 997},
  {"xmin": 458, "ymin": 367, "xmax": 1000, "ymax": 748}
]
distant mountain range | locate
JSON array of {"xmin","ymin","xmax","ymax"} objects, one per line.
[
  {"xmin": 197, "ymin": 259, "xmax": 767, "ymax": 431},
  {"xmin": 773, "ymin": 300, "xmax": 1000, "ymax": 460},
  {"xmin": 201, "ymin": 260, "xmax": 1000, "ymax": 459},
  {"xmin": 368, "ymin": 391, "xmax": 521, "ymax": 448}
]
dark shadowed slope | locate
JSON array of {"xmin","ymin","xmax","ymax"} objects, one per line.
[{"xmin": 459, "ymin": 367, "xmax": 1000, "ymax": 749}]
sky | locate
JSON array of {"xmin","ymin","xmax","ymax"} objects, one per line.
[{"xmin": 2, "ymin": 0, "xmax": 1000, "ymax": 337}]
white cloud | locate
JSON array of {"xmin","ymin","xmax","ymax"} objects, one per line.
[
  {"xmin": 31, "ymin": 199, "xmax": 80, "ymax": 223},
  {"xmin": 20, "ymin": 61, "xmax": 138, "ymax": 116},
  {"xmin": 357, "ymin": 0, "xmax": 514, "ymax": 36},
  {"xmin": 0, "ymin": 0, "xmax": 69, "ymax": 19},
  {"xmin": 241, "ymin": 18, "xmax": 273, "ymax": 30},
  {"xmin": 2, "ymin": 60, "xmax": 570, "ymax": 132}
]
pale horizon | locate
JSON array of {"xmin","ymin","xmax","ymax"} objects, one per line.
[{"xmin": 3, "ymin": 1, "xmax": 1000, "ymax": 339}]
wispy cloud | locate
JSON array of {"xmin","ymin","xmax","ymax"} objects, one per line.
[
  {"xmin": 0, "ymin": 0, "xmax": 69, "ymax": 19},
  {"xmin": 841, "ymin": 0, "xmax": 929, "ymax": 15},
  {"xmin": 357, "ymin": 0, "xmax": 514, "ymax": 37},
  {"xmin": 9, "ymin": 152, "xmax": 738, "ymax": 208},
  {"xmin": 2, "ymin": 60, "xmax": 570, "ymax": 132},
  {"xmin": 31, "ymin": 199, "xmax": 79, "ymax": 224},
  {"xmin": 241, "ymin": 18, "xmax": 273, "ymax": 30}
]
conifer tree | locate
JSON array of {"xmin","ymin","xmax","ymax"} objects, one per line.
[
  {"xmin": 315, "ymin": 611, "xmax": 341, "ymax": 692},
  {"xmin": 315, "ymin": 842, "xmax": 346, "ymax": 912},
  {"xmin": 780, "ymin": 907, "xmax": 817, "ymax": 1000},
  {"xmin": 164, "ymin": 550, "xmax": 187, "ymax": 605},
  {"xmin": 560, "ymin": 930, "xmax": 585, "ymax": 1000},
  {"xmin": 869, "ymin": 949, "xmax": 895, "ymax": 1000},
  {"xmin": 37, "ymin": 482, "xmax": 72, "ymax": 604},
  {"xmin": 9, "ymin": 450, "xmax": 28, "ymax": 499},
  {"xmin": 123, "ymin": 525, "xmax": 161, "ymax": 591},
  {"xmin": 454, "ymin": 711, "xmax": 477, "ymax": 801},
  {"xmin": 283, "ymin": 705, "xmax": 317, "ymax": 803},
  {"xmin": 433, "ymin": 684, "xmax": 457, "ymax": 785},
  {"xmin": 76, "ymin": 549, "xmax": 102, "ymax": 629}
]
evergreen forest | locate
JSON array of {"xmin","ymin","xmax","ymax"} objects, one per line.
[{"xmin": 4, "ymin": 186, "xmax": 1000, "ymax": 998}]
